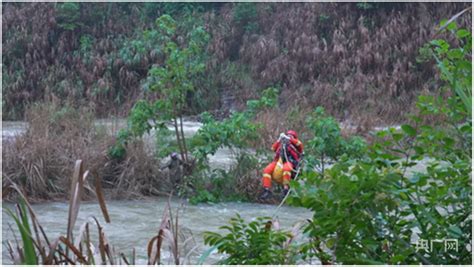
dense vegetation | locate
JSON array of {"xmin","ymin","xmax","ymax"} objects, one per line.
[
  {"xmin": 203, "ymin": 19, "xmax": 472, "ymax": 264},
  {"xmin": 2, "ymin": 2, "xmax": 470, "ymax": 127},
  {"xmin": 2, "ymin": 2, "xmax": 471, "ymax": 265}
]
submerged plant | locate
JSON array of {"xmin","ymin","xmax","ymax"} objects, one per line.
[{"xmin": 147, "ymin": 198, "xmax": 199, "ymax": 265}]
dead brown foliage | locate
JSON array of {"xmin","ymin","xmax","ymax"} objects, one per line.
[
  {"xmin": 2, "ymin": 103, "xmax": 164, "ymax": 201},
  {"xmin": 208, "ymin": 2, "xmax": 471, "ymax": 125},
  {"xmin": 233, "ymin": 163, "xmax": 262, "ymax": 203},
  {"xmin": 102, "ymin": 140, "xmax": 165, "ymax": 199},
  {"xmin": 2, "ymin": 2, "xmax": 471, "ymax": 126},
  {"xmin": 2, "ymin": 3, "xmax": 148, "ymax": 119}
]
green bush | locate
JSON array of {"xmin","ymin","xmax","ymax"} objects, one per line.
[
  {"xmin": 204, "ymin": 20, "xmax": 471, "ymax": 264},
  {"xmin": 305, "ymin": 106, "xmax": 367, "ymax": 176},
  {"xmin": 233, "ymin": 2, "xmax": 259, "ymax": 33},
  {"xmin": 192, "ymin": 87, "xmax": 278, "ymax": 165},
  {"xmin": 56, "ymin": 2, "xmax": 82, "ymax": 31},
  {"xmin": 186, "ymin": 88, "xmax": 278, "ymax": 203},
  {"xmin": 110, "ymin": 14, "xmax": 209, "ymax": 163},
  {"xmin": 188, "ymin": 153, "xmax": 260, "ymax": 204},
  {"xmin": 189, "ymin": 189, "xmax": 217, "ymax": 205},
  {"xmin": 204, "ymin": 215, "xmax": 298, "ymax": 264},
  {"xmin": 288, "ymin": 21, "xmax": 471, "ymax": 264}
]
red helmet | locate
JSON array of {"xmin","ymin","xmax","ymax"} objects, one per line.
[{"xmin": 287, "ymin": 130, "xmax": 298, "ymax": 139}]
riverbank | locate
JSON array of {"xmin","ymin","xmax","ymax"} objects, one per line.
[
  {"xmin": 1, "ymin": 106, "xmax": 402, "ymax": 204},
  {"xmin": 1, "ymin": 104, "xmax": 165, "ymax": 203}
]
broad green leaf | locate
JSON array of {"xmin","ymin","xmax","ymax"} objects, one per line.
[
  {"xmin": 392, "ymin": 133, "xmax": 404, "ymax": 142},
  {"xmin": 448, "ymin": 225, "xmax": 463, "ymax": 238},
  {"xmin": 456, "ymin": 29, "xmax": 470, "ymax": 38},
  {"xmin": 443, "ymin": 137, "xmax": 455, "ymax": 147},
  {"xmin": 401, "ymin": 124, "xmax": 416, "ymax": 137},
  {"xmin": 408, "ymin": 174, "xmax": 420, "ymax": 184},
  {"xmin": 446, "ymin": 21, "xmax": 457, "ymax": 31},
  {"xmin": 447, "ymin": 49, "xmax": 463, "ymax": 59},
  {"xmin": 413, "ymin": 146, "xmax": 424, "ymax": 155},
  {"xmin": 439, "ymin": 19, "xmax": 448, "ymax": 28}
]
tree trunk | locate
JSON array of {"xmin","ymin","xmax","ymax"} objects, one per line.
[
  {"xmin": 179, "ymin": 115, "xmax": 188, "ymax": 162},
  {"xmin": 173, "ymin": 117, "xmax": 186, "ymax": 163}
]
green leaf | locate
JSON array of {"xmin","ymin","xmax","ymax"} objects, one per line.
[
  {"xmin": 460, "ymin": 123, "xmax": 471, "ymax": 133},
  {"xmin": 456, "ymin": 29, "xmax": 470, "ymax": 38},
  {"xmin": 443, "ymin": 137, "xmax": 455, "ymax": 147},
  {"xmin": 401, "ymin": 124, "xmax": 416, "ymax": 137},
  {"xmin": 392, "ymin": 133, "xmax": 404, "ymax": 142},
  {"xmin": 399, "ymin": 191, "xmax": 409, "ymax": 200},
  {"xmin": 413, "ymin": 146, "xmax": 424, "ymax": 155},
  {"xmin": 391, "ymin": 254, "xmax": 408, "ymax": 264},
  {"xmin": 408, "ymin": 174, "xmax": 420, "ymax": 184},
  {"xmin": 5, "ymin": 203, "xmax": 38, "ymax": 265},
  {"xmin": 448, "ymin": 225, "xmax": 463, "ymax": 238},
  {"xmin": 198, "ymin": 244, "xmax": 221, "ymax": 264},
  {"xmin": 439, "ymin": 19, "xmax": 448, "ymax": 28},
  {"xmin": 446, "ymin": 21, "xmax": 457, "ymax": 31},
  {"xmin": 18, "ymin": 202, "xmax": 37, "ymax": 265},
  {"xmin": 447, "ymin": 49, "xmax": 463, "ymax": 59}
]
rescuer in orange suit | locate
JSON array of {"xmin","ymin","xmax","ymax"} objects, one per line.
[{"xmin": 259, "ymin": 130, "xmax": 304, "ymax": 200}]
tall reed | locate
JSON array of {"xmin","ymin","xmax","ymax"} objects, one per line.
[{"xmin": 4, "ymin": 161, "xmax": 198, "ymax": 265}]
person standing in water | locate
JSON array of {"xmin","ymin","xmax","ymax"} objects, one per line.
[{"xmin": 162, "ymin": 152, "xmax": 184, "ymax": 186}]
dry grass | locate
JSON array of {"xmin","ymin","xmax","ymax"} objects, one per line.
[
  {"xmin": 2, "ymin": 103, "xmax": 107, "ymax": 200},
  {"xmin": 147, "ymin": 198, "xmax": 199, "ymax": 265},
  {"xmin": 2, "ymin": 3, "xmax": 149, "ymax": 119},
  {"xmin": 208, "ymin": 2, "xmax": 471, "ymax": 125},
  {"xmin": 2, "ymin": 103, "xmax": 164, "ymax": 202},
  {"xmin": 253, "ymin": 104, "xmax": 382, "ymax": 150},
  {"xmin": 3, "ymin": 3, "xmax": 470, "ymax": 125},
  {"xmin": 253, "ymin": 106, "xmax": 313, "ymax": 149},
  {"xmin": 233, "ymin": 157, "xmax": 262, "ymax": 202},
  {"xmin": 102, "ymin": 140, "xmax": 165, "ymax": 199}
]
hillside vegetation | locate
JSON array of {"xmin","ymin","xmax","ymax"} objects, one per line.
[
  {"xmin": 2, "ymin": 4, "xmax": 471, "ymax": 264},
  {"xmin": 2, "ymin": 2, "xmax": 470, "ymax": 125}
]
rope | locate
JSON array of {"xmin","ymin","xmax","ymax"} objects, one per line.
[
  {"xmin": 282, "ymin": 136, "xmax": 290, "ymax": 164},
  {"xmin": 271, "ymin": 159, "xmax": 304, "ymax": 219},
  {"xmin": 280, "ymin": 134, "xmax": 302, "ymax": 174}
]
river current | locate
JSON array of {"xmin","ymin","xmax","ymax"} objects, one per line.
[{"xmin": 1, "ymin": 119, "xmax": 314, "ymax": 264}]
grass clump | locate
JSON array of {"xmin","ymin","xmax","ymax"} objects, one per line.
[{"xmin": 2, "ymin": 103, "xmax": 164, "ymax": 201}]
